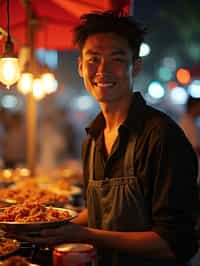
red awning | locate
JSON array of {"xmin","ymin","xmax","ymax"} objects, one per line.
[{"xmin": 0, "ymin": 0, "xmax": 132, "ymax": 52}]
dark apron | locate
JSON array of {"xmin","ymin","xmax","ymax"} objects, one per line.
[{"xmin": 86, "ymin": 137, "xmax": 191, "ymax": 266}]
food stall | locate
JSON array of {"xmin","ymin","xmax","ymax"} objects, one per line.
[{"xmin": 0, "ymin": 164, "xmax": 84, "ymax": 265}]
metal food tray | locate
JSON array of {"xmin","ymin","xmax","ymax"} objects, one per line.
[{"xmin": 0, "ymin": 208, "xmax": 77, "ymax": 233}]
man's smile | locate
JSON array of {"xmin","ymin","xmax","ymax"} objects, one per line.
[{"xmin": 93, "ymin": 82, "xmax": 116, "ymax": 88}]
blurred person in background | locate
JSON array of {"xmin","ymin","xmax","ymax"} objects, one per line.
[
  {"xmin": 57, "ymin": 108, "xmax": 78, "ymax": 160},
  {"xmin": 37, "ymin": 115, "xmax": 66, "ymax": 173},
  {"xmin": 20, "ymin": 11, "xmax": 199, "ymax": 266},
  {"xmin": 0, "ymin": 108, "xmax": 8, "ymax": 168},
  {"xmin": 179, "ymin": 96, "xmax": 200, "ymax": 185},
  {"xmin": 3, "ymin": 112, "xmax": 26, "ymax": 168},
  {"xmin": 179, "ymin": 96, "xmax": 200, "ymax": 156}
]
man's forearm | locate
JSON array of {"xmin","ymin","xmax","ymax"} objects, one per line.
[
  {"xmin": 70, "ymin": 209, "xmax": 175, "ymax": 259},
  {"xmin": 72, "ymin": 208, "xmax": 88, "ymax": 226},
  {"xmin": 82, "ymin": 227, "xmax": 175, "ymax": 260}
]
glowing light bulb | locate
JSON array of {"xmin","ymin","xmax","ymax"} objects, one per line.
[
  {"xmin": 0, "ymin": 57, "xmax": 20, "ymax": 88},
  {"xmin": 32, "ymin": 78, "xmax": 46, "ymax": 100},
  {"xmin": 17, "ymin": 73, "xmax": 33, "ymax": 94},
  {"xmin": 41, "ymin": 73, "xmax": 57, "ymax": 94}
]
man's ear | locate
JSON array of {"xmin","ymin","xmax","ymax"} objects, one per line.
[
  {"xmin": 78, "ymin": 56, "xmax": 83, "ymax": 77},
  {"xmin": 133, "ymin": 58, "xmax": 142, "ymax": 76}
]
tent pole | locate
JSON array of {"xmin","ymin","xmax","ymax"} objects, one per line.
[{"xmin": 25, "ymin": 0, "xmax": 37, "ymax": 177}]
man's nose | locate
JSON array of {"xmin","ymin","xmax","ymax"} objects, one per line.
[{"xmin": 97, "ymin": 59, "xmax": 111, "ymax": 74}]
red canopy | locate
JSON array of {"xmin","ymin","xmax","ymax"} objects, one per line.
[{"xmin": 0, "ymin": 0, "xmax": 132, "ymax": 52}]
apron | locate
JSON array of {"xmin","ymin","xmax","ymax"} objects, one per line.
[{"xmin": 86, "ymin": 137, "xmax": 191, "ymax": 266}]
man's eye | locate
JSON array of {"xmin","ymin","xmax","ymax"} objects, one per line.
[{"xmin": 88, "ymin": 57, "xmax": 99, "ymax": 63}]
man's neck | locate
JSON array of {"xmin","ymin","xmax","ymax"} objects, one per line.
[{"xmin": 100, "ymin": 95, "xmax": 132, "ymax": 132}]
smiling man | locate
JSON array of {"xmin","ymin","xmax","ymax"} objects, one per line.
[{"xmin": 24, "ymin": 11, "xmax": 199, "ymax": 266}]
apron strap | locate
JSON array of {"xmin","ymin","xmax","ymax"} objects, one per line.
[{"xmin": 89, "ymin": 138, "xmax": 95, "ymax": 181}]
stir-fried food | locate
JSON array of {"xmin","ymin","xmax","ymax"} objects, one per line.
[
  {"xmin": 1, "ymin": 255, "xmax": 30, "ymax": 265},
  {"xmin": 0, "ymin": 202, "xmax": 71, "ymax": 223},
  {"xmin": 0, "ymin": 187, "xmax": 69, "ymax": 205},
  {"xmin": 0, "ymin": 239, "xmax": 20, "ymax": 256}
]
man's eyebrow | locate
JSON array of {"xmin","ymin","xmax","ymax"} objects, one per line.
[
  {"xmin": 85, "ymin": 50, "xmax": 99, "ymax": 56},
  {"xmin": 84, "ymin": 49, "xmax": 128, "ymax": 56}
]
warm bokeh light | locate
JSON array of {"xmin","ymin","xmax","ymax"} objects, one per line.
[
  {"xmin": 17, "ymin": 73, "xmax": 33, "ymax": 94},
  {"xmin": 0, "ymin": 57, "xmax": 20, "ymax": 88},
  {"xmin": 176, "ymin": 68, "xmax": 191, "ymax": 84},
  {"xmin": 32, "ymin": 78, "xmax": 46, "ymax": 100},
  {"xmin": 41, "ymin": 73, "xmax": 58, "ymax": 94}
]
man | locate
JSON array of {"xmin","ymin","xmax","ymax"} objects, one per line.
[{"xmin": 23, "ymin": 11, "xmax": 199, "ymax": 266}]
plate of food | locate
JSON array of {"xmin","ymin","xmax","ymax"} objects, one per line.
[
  {"xmin": 46, "ymin": 184, "xmax": 82, "ymax": 197},
  {"xmin": 0, "ymin": 238, "xmax": 20, "ymax": 259},
  {"xmin": 0, "ymin": 255, "xmax": 39, "ymax": 265},
  {"xmin": 0, "ymin": 186, "xmax": 70, "ymax": 207},
  {"xmin": 0, "ymin": 199, "xmax": 17, "ymax": 208},
  {"xmin": 0, "ymin": 201, "xmax": 78, "ymax": 233}
]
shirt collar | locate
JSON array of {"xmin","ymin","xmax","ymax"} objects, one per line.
[
  {"xmin": 86, "ymin": 92, "xmax": 147, "ymax": 138},
  {"xmin": 86, "ymin": 112, "xmax": 105, "ymax": 138}
]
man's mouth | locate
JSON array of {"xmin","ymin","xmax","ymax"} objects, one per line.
[{"xmin": 94, "ymin": 82, "xmax": 115, "ymax": 87}]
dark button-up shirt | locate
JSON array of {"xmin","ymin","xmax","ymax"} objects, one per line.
[{"xmin": 82, "ymin": 92, "xmax": 199, "ymax": 263}]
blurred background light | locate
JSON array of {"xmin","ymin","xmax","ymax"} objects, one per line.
[
  {"xmin": 41, "ymin": 73, "xmax": 58, "ymax": 94},
  {"xmin": 157, "ymin": 66, "xmax": 173, "ymax": 82},
  {"xmin": 17, "ymin": 73, "xmax": 33, "ymax": 94},
  {"xmin": 0, "ymin": 58, "xmax": 20, "ymax": 88},
  {"xmin": 147, "ymin": 81, "xmax": 165, "ymax": 99},
  {"xmin": 139, "ymin": 43, "xmax": 151, "ymax": 57},
  {"xmin": 71, "ymin": 95, "xmax": 95, "ymax": 111},
  {"xmin": 162, "ymin": 57, "xmax": 177, "ymax": 72},
  {"xmin": 170, "ymin": 86, "xmax": 188, "ymax": 104},
  {"xmin": 176, "ymin": 68, "xmax": 191, "ymax": 84},
  {"xmin": 188, "ymin": 80, "xmax": 200, "ymax": 98},
  {"xmin": 32, "ymin": 78, "xmax": 46, "ymax": 100},
  {"xmin": 1, "ymin": 94, "xmax": 19, "ymax": 109},
  {"xmin": 167, "ymin": 81, "xmax": 178, "ymax": 90},
  {"xmin": 188, "ymin": 43, "xmax": 200, "ymax": 61},
  {"xmin": 35, "ymin": 49, "xmax": 58, "ymax": 70}
]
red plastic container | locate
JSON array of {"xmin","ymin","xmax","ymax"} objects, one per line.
[{"xmin": 53, "ymin": 243, "xmax": 96, "ymax": 266}]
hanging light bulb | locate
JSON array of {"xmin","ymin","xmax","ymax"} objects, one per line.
[
  {"xmin": 0, "ymin": 0, "xmax": 20, "ymax": 88},
  {"xmin": 0, "ymin": 57, "xmax": 20, "ymax": 88},
  {"xmin": 41, "ymin": 72, "xmax": 58, "ymax": 94},
  {"xmin": 17, "ymin": 72, "xmax": 33, "ymax": 94},
  {"xmin": 32, "ymin": 78, "xmax": 46, "ymax": 100}
]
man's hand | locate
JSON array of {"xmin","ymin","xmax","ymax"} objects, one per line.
[{"xmin": 14, "ymin": 222, "xmax": 88, "ymax": 246}]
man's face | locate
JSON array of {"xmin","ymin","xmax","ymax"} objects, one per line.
[{"xmin": 78, "ymin": 33, "xmax": 140, "ymax": 104}]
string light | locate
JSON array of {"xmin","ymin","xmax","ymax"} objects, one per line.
[{"xmin": 0, "ymin": 0, "xmax": 20, "ymax": 88}]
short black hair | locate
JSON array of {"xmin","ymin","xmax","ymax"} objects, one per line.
[{"xmin": 73, "ymin": 10, "xmax": 147, "ymax": 58}]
